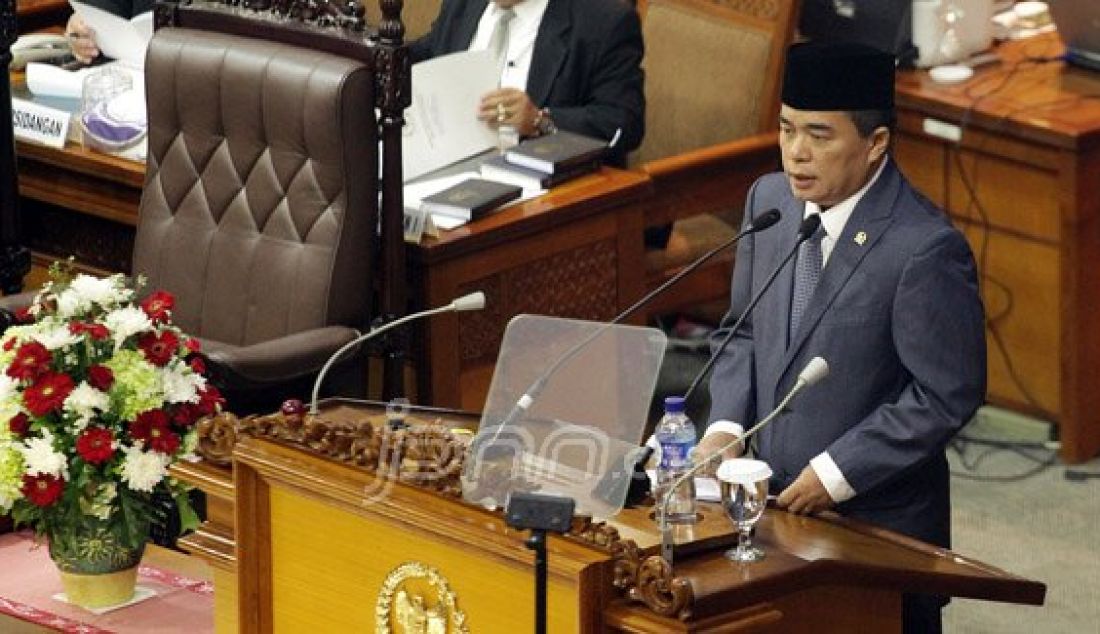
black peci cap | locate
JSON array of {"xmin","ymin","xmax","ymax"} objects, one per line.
[{"xmin": 781, "ymin": 41, "xmax": 896, "ymax": 111}]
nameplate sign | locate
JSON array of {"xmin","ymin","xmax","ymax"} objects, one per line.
[{"xmin": 11, "ymin": 98, "xmax": 71, "ymax": 149}]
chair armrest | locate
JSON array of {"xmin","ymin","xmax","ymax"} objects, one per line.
[
  {"xmin": 0, "ymin": 291, "xmax": 39, "ymax": 334},
  {"xmin": 202, "ymin": 326, "xmax": 361, "ymax": 386},
  {"xmin": 641, "ymin": 131, "xmax": 779, "ymax": 179},
  {"xmin": 638, "ymin": 132, "xmax": 781, "ymax": 229}
]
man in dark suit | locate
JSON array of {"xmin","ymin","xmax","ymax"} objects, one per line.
[
  {"xmin": 696, "ymin": 42, "xmax": 986, "ymax": 634},
  {"xmin": 410, "ymin": 0, "xmax": 645, "ymax": 161}
]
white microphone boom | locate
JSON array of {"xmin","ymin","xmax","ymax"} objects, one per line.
[
  {"xmin": 309, "ymin": 291, "xmax": 486, "ymax": 414},
  {"xmin": 658, "ymin": 356, "xmax": 829, "ymax": 563}
]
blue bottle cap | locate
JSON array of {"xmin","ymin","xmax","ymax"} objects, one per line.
[{"xmin": 663, "ymin": 396, "xmax": 686, "ymax": 413}]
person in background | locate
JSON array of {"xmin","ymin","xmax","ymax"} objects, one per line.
[
  {"xmin": 410, "ymin": 0, "xmax": 645, "ymax": 164},
  {"xmin": 66, "ymin": 0, "xmax": 154, "ymax": 64},
  {"xmin": 695, "ymin": 42, "xmax": 986, "ymax": 634}
]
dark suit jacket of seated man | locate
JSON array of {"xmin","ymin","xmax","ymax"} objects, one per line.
[{"xmin": 409, "ymin": 0, "xmax": 645, "ymax": 164}]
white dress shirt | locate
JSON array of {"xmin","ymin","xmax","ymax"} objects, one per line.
[
  {"xmin": 706, "ymin": 157, "xmax": 889, "ymax": 504},
  {"xmin": 467, "ymin": 0, "xmax": 550, "ymax": 91}
]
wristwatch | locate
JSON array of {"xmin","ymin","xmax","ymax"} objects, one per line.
[{"xmin": 534, "ymin": 108, "xmax": 557, "ymax": 136}]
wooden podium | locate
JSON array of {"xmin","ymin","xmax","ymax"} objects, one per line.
[{"xmin": 174, "ymin": 402, "xmax": 1044, "ymax": 632}]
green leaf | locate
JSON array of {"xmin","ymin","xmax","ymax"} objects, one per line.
[{"xmin": 174, "ymin": 491, "xmax": 200, "ymax": 534}]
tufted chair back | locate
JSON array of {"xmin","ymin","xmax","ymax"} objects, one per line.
[{"xmin": 135, "ymin": 28, "xmax": 376, "ymax": 348}]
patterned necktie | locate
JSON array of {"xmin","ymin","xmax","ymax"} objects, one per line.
[
  {"xmin": 790, "ymin": 225, "xmax": 825, "ymax": 340},
  {"xmin": 488, "ymin": 8, "xmax": 517, "ymax": 75}
]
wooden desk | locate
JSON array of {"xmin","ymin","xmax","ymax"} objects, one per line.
[
  {"xmin": 14, "ymin": 127, "xmax": 650, "ymax": 410},
  {"xmin": 174, "ymin": 401, "xmax": 1045, "ymax": 633},
  {"xmin": 894, "ymin": 33, "xmax": 1100, "ymax": 462}
]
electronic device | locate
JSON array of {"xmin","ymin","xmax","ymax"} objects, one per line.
[
  {"xmin": 1048, "ymin": 0, "xmax": 1100, "ymax": 71},
  {"xmin": 799, "ymin": 0, "xmax": 918, "ymax": 65},
  {"xmin": 799, "ymin": 0, "xmax": 994, "ymax": 68},
  {"xmin": 11, "ymin": 34, "xmax": 73, "ymax": 71}
]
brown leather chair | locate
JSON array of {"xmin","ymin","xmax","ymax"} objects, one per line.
[
  {"xmin": 632, "ymin": 0, "xmax": 798, "ymax": 321},
  {"xmin": 135, "ymin": 26, "xmax": 382, "ymax": 413}
]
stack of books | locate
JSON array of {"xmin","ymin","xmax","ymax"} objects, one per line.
[{"xmin": 480, "ymin": 131, "xmax": 607, "ymax": 190}]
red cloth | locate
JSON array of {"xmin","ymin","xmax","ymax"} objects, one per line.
[{"xmin": 0, "ymin": 532, "xmax": 213, "ymax": 633}]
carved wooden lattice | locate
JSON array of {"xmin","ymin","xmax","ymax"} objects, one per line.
[
  {"xmin": 709, "ymin": 0, "xmax": 780, "ymax": 20},
  {"xmin": 458, "ymin": 239, "xmax": 619, "ymax": 364},
  {"xmin": 195, "ymin": 411, "xmax": 628, "ymax": 552}
]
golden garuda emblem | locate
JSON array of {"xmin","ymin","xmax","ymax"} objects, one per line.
[{"xmin": 376, "ymin": 562, "xmax": 469, "ymax": 634}]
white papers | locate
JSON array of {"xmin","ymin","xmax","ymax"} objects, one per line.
[
  {"xmin": 25, "ymin": 63, "xmax": 95, "ymax": 100},
  {"xmin": 403, "ymin": 50, "xmax": 499, "ymax": 182},
  {"xmin": 69, "ymin": 1, "xmax": 153, "ymax": 68}
]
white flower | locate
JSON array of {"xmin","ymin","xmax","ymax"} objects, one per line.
[
  {"xmin": 64, "ymin": 382, "xmax": 111, "ymax": 425},
  {"xmin": 160, "ymin": 366, "xmax": 206, "ymax": 404},
  {"xmin": 120, "ymin": 446, "xmax": 170, "ymax": 492},
  {"xmin": 31, "ymin": 323, "xmax": 80, "ymax": 351},
  {"xmin": 69, "ymin": 275, "xmax": 128, "ymax": 309},
  {"xmin": 0, "ymin": 374, "xmax": 18, "ymax": 405},
  {"xmin": 104, "ymin": 306, "xmax": 152, "ymax": 349},
  {"xmin": 54, "ymin": 291, "xmax": 87, "ymax": 320},
  {"xmin": 19, "ymin": 430, "xmax": 67, "ymax": 479}
]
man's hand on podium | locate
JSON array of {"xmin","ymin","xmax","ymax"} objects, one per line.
[
  {"xmin": 693, "ymin": 430, "xmax": 745, "ymax": 476},
  {"xmin": 478, "ymin": 88, "xmax": 539, "ymax": 136},
  {"xmin": 776, "ymin": 465, "xmax": 833, "ymax": 515}
]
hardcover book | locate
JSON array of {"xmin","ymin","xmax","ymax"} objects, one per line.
[
  {"xmin": 420, "ymin": 178, "xmax": 523, "ymax": 221},
  {"xmin": 504, "ymin": 131, "xmax": 607, "ymax": 174},
  {"xmin": 480, "ymin": 154, "xmax": 600, "ymax": 190}
]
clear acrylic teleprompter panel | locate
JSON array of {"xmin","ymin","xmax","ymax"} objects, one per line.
[{"xmin": 462, "ymin": 315, "xmax": 668, "ymax": 519}]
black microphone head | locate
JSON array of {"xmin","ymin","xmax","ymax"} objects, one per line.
[
  {"xmin": 798, "ymin": 213, "xmax": 822, "ymax": 239},
  {"xmin": 749, "ymin": 209, "xmax": 781, "ymax": 233}
]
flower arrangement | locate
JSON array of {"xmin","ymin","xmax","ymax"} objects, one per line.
[{"xmin": 0, "ymin": 267, "xmax": 222, "ymax": 559}]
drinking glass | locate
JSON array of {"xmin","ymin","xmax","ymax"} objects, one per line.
[{"xmin": 716, "ymin": 459, "xmax": 772, "ymax": 563}]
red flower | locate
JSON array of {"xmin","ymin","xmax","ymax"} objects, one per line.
[
  {"xmin": 68, "ymin": 321, "xmax": 109, "ymax": 340},
  {"xmin": 8, "ymin": 412, "xmax": 30, "ymax": 437},
  {"xmin": 76, "ymin": 427, "xmax": 115, "ymax": 464},
  {"xmin": 13, "ymin": 306, "xmax": 35, "ymax": 324},
  {"xmin": 6, "ymin": 341, "xmax": 52, "ymax": 381},
  {"xmin": 184, "ymin": 338, "xmax": 201, "ymax": 353},
  {"xmin": 21, "ymin": 473, "xmax": 65, "ymax": 507},
  {"xmin": 86, "ymin": 364, "xmax": 115, "ymax": 391},
  {"xmin": 129, "ymin": 409, "xmax": 180, "ymax": 454},
  {"xmin": 2, "ymin": 338, "xmax": 14, "ymax": 352},
  {"xmin": 195, "ymin": 385, "xmax": 224, "ymax": 416},
  {"xmin": 140, "ymin": 291, "xmax": 175, "ymax": 323},
  {"xmin": 137, "ymin": 330, "xmax": 180, "ymax": 367},
  {"xmin": 22, "ymin": 372, "xmax": 74, "ymax": 417},
  {"xmin": 189, "ymin": 356, "xmax": 206, "ymax": 375},
  {"xmin": 171, "ymin": 404, "xmax": 200, "ymax": 428}
]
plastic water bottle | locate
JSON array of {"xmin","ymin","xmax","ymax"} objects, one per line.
[{"xmin": 655, "ymin": 396, "xmax": 697, "ymax": 524}]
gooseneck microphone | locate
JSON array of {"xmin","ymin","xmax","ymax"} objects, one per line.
[
  {"xmin": 485, "ymin": 209, "xmax": 782, "ymax": 434},
  {"xmin": 659, "ymin": 356, "xmax": 830, "ymax": 563},
  {"xmin": 682, "ymin": 213, "xmax": 822, "ymax": 404},
  {"xmin": 309, "ymin": 291, "xmax": 486, "ymax": 414}
]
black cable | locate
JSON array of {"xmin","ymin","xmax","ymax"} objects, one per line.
[
  {"xmin": 943, "ymin": 43, "xmax": 1079, "ymax": 412},
  {"xmin": 1064, "ymin": 470, "xmax": 1100, "ymax": 482},
  {"xmin": 949, "ymin": 433, "xmax": 1058, "ymax": 482}
]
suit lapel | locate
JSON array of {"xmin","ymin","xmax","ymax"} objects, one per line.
[
  {"xmin": 779, "ymin": 162, "xmax": 903, "ymax": 381},
  {"xmin": 527, "ymin": 0, "xmax": 571, "ymax": 104}
]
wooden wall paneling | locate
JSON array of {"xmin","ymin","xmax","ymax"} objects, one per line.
[
  {"xmin": 956, "ymin": 216, "xmax": 1061, "ymax": 417},
  {"xmin": 1058, "ymin": 145, "xmax": 1100, "ymax": 461}
]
